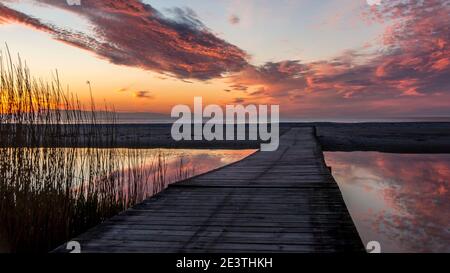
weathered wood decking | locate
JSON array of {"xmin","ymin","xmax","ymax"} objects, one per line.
[{"xmin": 55, "ymin": 127, "xmax": 364, "ymax": 253}]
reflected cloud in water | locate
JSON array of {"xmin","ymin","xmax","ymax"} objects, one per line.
[
  {"xmin": 325, "ymin": 152, "xmax": 449, "ymax": 253},
  {"xmin": 147, "ymin": 149, "xmax": 256, "ymax": 183},
  {"xmin": 115, "ymin": 149, "xmax": 255, "ymax": 193}
]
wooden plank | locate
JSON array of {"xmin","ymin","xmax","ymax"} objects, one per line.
[{"xmin": 53, "ymin": 127, "xmax": 364, "ymax": 253}]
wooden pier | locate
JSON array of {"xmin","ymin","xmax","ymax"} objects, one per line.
[{"xmin": 55, "ymin": 127, "xmax": 364, "ymax": 253}]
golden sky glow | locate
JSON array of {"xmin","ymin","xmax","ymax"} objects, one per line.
[{"xmin": 1, "ymin": 0, "xmax": 450, "ymax": 119}]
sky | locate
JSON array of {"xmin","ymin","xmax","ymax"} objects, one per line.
[{"xmin": 0, "ymin": 0, "xmax": 449, "ymax": 119}]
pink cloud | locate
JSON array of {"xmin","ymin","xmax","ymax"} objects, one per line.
[
  {"xmin": 229, "ymin": 0, "xmax": 450, "ymax": 117},
  {"xmin": 0, "ymin": 0, "xmax": 248, "ymax": 80}
]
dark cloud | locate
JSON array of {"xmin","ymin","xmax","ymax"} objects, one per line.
[
  {"xmin": 0, "ymin": 2, "xmax": 55, "ymax": 33},
  {"xmin": 0, "ymin": 0, "xmax": 248, "ymax": 80},
  {"xmin": 116, "ymin": 86, "xmax": 132, "ymax": 93},
  {"xmin": 230, "ymin": 61, "xmax": 308, "ymax": 98},
  {"xmin": 250, "ymin": 87, "xmax": 266, "ymax": 96},
  {"xmin": 232, "ymin": 97, "xmax": 245, "ymax": 104},
  {"xmin": 229, "ymin": 83, "xmax": 249, "ymax": 92},
  {"xmin": 228, "ymin": 14, "xmax": 240, "ymax": 25},
  {"xmin": 133, "ymin": 90, "xmax": 153, "ymax": 99}
]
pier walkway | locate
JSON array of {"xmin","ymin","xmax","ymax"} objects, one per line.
[{"xmin": 55, "ymin": 127, "xmax": 363, "ymax": 253}]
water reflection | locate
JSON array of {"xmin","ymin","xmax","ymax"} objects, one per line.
[
  {"xmin": 97, "ymin": 149, "xmax": 256, "ymax": 202},
  {"xmin": 325, "ymin": 152, "xmax": 450, "ymax": 253},
  {"xmin": 123, "ymin": 149, "xmax": 256, "ymax": 185},
  {"xmin": 0, "ymin": 148, "xmax": 255, "ymax": 253}
]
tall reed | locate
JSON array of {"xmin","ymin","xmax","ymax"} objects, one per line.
[{"xmin": 0, "ymin": 47, "xmax": 177, "ymax": 253}]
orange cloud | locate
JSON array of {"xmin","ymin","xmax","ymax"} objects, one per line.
[{"xmin": 133, "ymin": 91, "xmax": 153, "ymax": 99}]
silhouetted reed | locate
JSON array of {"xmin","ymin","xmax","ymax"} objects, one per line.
[{"xmin": 0, "ymin": 48, "xmax": 185, "ymax": 253}]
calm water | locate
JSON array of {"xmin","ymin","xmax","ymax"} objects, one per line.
[
  {"xmin": 122, "ymin": 148, "xmax": 255, "ymax": 183},
  {"xmin": 95, "ymin": 149, "xmax": 256, "ymax": 189},
  {"xmin": 0, "ymin": 148, "xmax": 255, "ymax": 253},
  {"xmin": 325, "ymin": 152, "xmax": 450, "ymax": 253}
]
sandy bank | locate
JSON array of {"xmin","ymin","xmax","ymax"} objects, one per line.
[{"xmin": 316, "ymin": 122, "xmax": 450, "ymax": 153}]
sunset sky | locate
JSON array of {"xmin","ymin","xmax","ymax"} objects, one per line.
[{"xmin": 0, "ymin": 0, "xmax": 449, "ymax": 119}]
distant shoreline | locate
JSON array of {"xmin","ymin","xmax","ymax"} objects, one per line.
[{"xmin": 2, "ymin": 122, "xmax": 450, "ymax": 153}]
